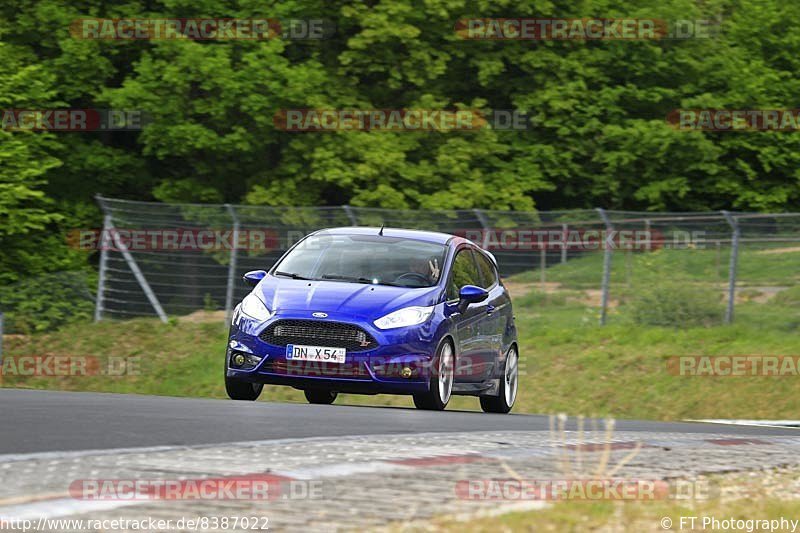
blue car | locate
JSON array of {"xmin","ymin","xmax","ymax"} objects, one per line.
[{"xmin": 225, "ymin": 227, "xmax": 519, "ymax": 413}]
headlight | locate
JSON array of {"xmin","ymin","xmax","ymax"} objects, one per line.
[
  {"xmin": 240, "ymin": 293, "xmax": 273, "ymax": 321},
  {"xmin": 374, "ymin": 306, "xmax": 434, "ymax": 329}
]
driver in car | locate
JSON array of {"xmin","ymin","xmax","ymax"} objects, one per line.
[{"xmin": 404, "ymin": 256, "xmax": 440, "ymax": 285}]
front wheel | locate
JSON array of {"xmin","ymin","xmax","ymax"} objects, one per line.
[
  {"xmin": 413, "ymin": 340, "xmax": 454, "ymax": 411},
  {"xmin": 480, "ymin": 346, "xmax": 518, "ymax": 414},
  {"xmin": 225, "ymin": 351, "xmax": 263, "ymax": 401},
  {"xmin": 304, "ymin": 389, "xmax": 338, "ymax": 404}
]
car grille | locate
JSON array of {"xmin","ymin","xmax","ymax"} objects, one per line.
[{"xmin": 259, "ymin": 319, "xmax": 378, "ymax": 351}]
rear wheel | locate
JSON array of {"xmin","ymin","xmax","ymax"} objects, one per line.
[
  {"xmin": 413, "ymin": 340, "xmax": 454, "ymax": 411},
  {"xmin": 480, "ymin": 346, "xmax": 518, "ymax": 414},
  {"xmin": 304, "ymin": 389, "xmax": 338, "ymax": 404}
]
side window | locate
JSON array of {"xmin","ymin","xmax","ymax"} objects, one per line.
[
  {"xmin": 474, "ymin": 251, "xmax": 498, "ymax": 288},
  {"xmin": 446, "ymin": 248, "xmax": 482, "ymax": 300}
]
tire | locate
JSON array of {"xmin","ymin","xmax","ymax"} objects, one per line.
[
  {"xmin": 224, "ymin": 351, "xmax": 263, "ymax": 401},
  {"xmin": 304, "ymin": 389, "xmax": 338, "ymax": 404},
  {"xmin": 413, "ymin": 340, "xmax": 455, "ymax": 411},
  {"xmin": 480, "ymin": 345, "xmax": 518, "ymax": 414}
]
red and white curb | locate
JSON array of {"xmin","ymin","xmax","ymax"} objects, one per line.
[{"xmin": 1, "ymin": 430, "xmax": 799, "ymax": 522}]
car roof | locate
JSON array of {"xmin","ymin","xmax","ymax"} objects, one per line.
[{"xmin": 314, "ymin": 226, "xmax": 460, "ymax": 246}]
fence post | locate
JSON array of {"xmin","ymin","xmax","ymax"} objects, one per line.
[
  {"xmin": 596, "ymin": 208, "xmax": 613, "ymax": 326},
  {"xmin": 625, "ymin": 249, "xmax": 632, "ymax": 288},
  {"xmin": 225, "ymin": 204, "xmax": 240, "ymax": 326},
  {"xmin": 473, "ymin": 209, "xmax": 491, "ymax": 249},
  {"xmin": 561, "ymin": 223, "xmax": 568, "ymax": 264},
  {"xmin": 110, "ymin": 224, "xmax": 168, "ymax": 323},
  {"xmin": 342, "ymin": 205, "xmax": 358, "ymax": 226},
  {"xmin": 540, "ymin": 247, "xmax": 547, "ymax": 291},
  {"xmin": 721, "ymin": 211, "xmax": 739, "ymax": 324},
  {"xmin": 0, "ymin": 311, "xmax": 4, "ymax": 366},
  {"xmin": 94, "ymin": 214, "xmax": 111, "ymax": 322}
]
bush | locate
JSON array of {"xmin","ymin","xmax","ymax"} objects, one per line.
[
  {"xmin": 513, "ymin": 289, "xmax": 589, "ymax": 308},
  {"xmin": 0, "ymin": 271, "xmax": 95, "ymax": 333},
  {"xmin": 629, "ymin": 282, "xmax": 723, "ymax": 328},
  {"xmin": 773, "ymin": 285, "xmax": 800, "ymax": 307}
]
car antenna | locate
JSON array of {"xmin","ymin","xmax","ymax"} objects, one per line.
[{"xmin": 378, "ymin": 224, "xmax": 385, "ymax": 236}]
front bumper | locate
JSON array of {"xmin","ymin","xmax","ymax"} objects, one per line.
[{"xmin": 226, "ymin": 309, "xmax": 439, "ymax": 394}]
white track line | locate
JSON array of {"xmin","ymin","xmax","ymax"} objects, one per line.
[
  {"xmin": 0, "ymin": 499, "xmax": 143, "ymax": 521},
  {"xmin": 685, "ymin": 419, "xmax": 800, "ymax": 428},
  {"xmin": 279, "ymin": 461, "xmax": 411, "ymax": 480}
]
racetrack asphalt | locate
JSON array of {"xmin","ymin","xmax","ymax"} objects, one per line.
[{"xmin": 2, "ymin": 388, "xmax": 797, "ymax": 455}]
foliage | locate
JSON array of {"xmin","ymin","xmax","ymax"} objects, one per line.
[
  {"xmin": 628, "ymin": 282, "xmax": 723, "ymax": 327},
  {"xmin": 0, "ymin": 271, "xmax": 95, "ymax": 333}
]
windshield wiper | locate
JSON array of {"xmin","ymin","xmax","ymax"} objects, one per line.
[
  {"xmin": 320, "ymin": 275, "xmax": 408, "ymax": 287},
  {"xmin": 320, "ymin": 274, "xmax": 374, "ymax": 284},
  {"xmin": 273, "ymin": 271, "xmax": 313, "ymax": 280}
]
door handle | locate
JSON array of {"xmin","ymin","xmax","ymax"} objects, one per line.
[{"xmin": 486, "ymin": 305, "xmax": 495, "ymax": 315}]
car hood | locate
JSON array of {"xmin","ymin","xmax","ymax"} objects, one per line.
[{"xmin": 255, "ymin": 276, "xmax": 441, "ymax": 318}]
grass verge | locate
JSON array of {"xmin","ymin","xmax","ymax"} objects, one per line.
[{"xmin": 2, "ymin": 281, "xmax": 799, "ymax": 419}]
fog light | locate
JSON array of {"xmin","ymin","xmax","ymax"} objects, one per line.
[
  {"xmin": 244, "ymin": 354, "xmax": 262, "ymax": 367},
  {"xmin": 401, "ymin": 366, "xmax": 413, "ymax": 378},
  {"xmin": 230, "ymin": 352, "xmax": 263, "ymax": 370}
]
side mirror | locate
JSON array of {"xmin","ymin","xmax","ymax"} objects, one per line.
[
  {"xmin": 243, "ymin": 270, "xmax": 267, "ymax": 287},
  {"xmin": 458, "ymin": 284, "xmax": 488, "ymax": 312}
]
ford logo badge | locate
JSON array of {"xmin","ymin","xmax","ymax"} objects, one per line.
[{"xmin": 312, "ymin": 312, "xmax": 328, "ymax": 318}]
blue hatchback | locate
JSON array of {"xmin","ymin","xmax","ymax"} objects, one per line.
[{"xmin": 225, "ymin": 227, "xmax": 519, "ymax": 413}]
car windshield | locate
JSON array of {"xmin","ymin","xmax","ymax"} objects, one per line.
[{"xmin": 273, "ymin": 234, "xmax": 447, "ymax": 288}]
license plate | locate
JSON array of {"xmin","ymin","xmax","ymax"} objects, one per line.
[{"xmin": 285, "ymin": 344, "xmax": 346, "ymax": 364}]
